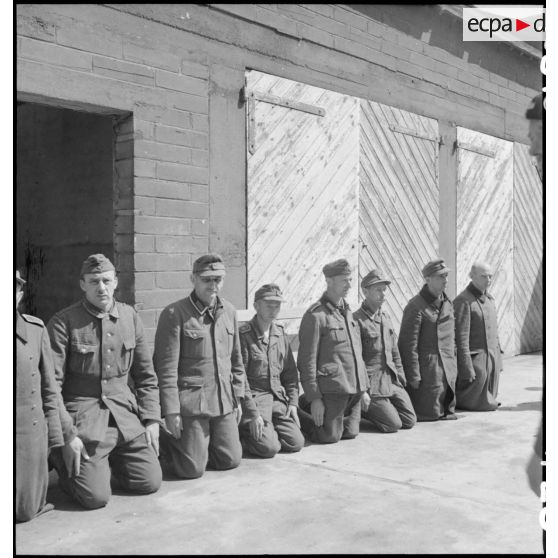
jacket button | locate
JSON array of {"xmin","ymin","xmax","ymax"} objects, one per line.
[
  {"xmin": 80, "ymin": 348, "xmax": 87, "ymax": 353},
  {"xmin": 106, "ymin": 365, "xmax": 111, "ymax": 369},
  {"xmin": 102, "ymin": 395, "xmax": 107, "ymax": 400},
  {"xmin": 33, "ymin": 420, "xmax": 37, "ymax": 426},
  {"xmin": 31, "ymin": 405, "xmax": 36, "ymax": 410},
  {"xmin": 103, "ymin": 379, "xmax": 108, "ymax": 384},
  {"xmin": 107, "ymin": 333, "xmax": 112, "ymax": 336}
]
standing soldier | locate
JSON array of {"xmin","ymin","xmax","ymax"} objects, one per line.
[
  {"xmin": 398, "ymin": 259, "xmax": 458, "ymax": 421},
  {"xmin": 154, "ymin": 254, "xmax": 244, "ymax": 478},
  {"xmin": 454, "ymin": 262, "xmax": 502, "ymax": 411},
  {"xmin": 47, "ymin": 254, "xmax": 162, "ymax": 509},
  {"xmin": 297, "ymin": 259, "xmax": 369, "ymax": 443},
  {"xmin": 353, "ymin": 270, "xmax": 416, "ymax": 433},
  {"xmin": 16, "ymin": 270, "xmax": 65, "ymax": 521},
  {"xmin": 239, "ymin": 284, "xmax": 304, "ymax": 457}
]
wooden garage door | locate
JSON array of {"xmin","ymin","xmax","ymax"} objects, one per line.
[
  {"xmin": 514, "ymin": 142, "xmax": 542, "ymax": 353},
  {"xmin": 456, "ymin": 127, "xmax": 515, "ymax": 355},
  {"xmin": 245, "ymin": 70, "xmax": 360, "ymax": 315},
  {"xmin": 359, "ymin": 100, "xmax": 440, "ymax": 330}
]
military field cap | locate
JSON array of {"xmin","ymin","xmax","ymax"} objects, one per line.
[
  {"xmin": 254, "ymin": 283, "xmax": 285, "ymax": 302},
  {"xmin": 322, "ymin": 258, "xmax": 352, "ymax": 278},
  {"xmin": 80, "ymin": 254, "xmax": 115, "ymax": 277},
  {"xmin": 193, "ymin": 253, "xmax": 226, "ymax": 276},
  {"xmin": 16, "ymin": 269, "xmax": 26, "ymax": 286},
  {"xmin": 525, "ymin": 94, "xmax": 543, "ymax": 120},
  {"xmin": 422, "ymin": 258, "xmax": 451, "ymax": 278},
  {"xmin": 361, "ymin": 269, "xmax": 391, "ymax": 289}
]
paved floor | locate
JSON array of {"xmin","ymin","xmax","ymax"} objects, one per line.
[{"xmin": 16, "ymin": 353, "xmax": 543, "ymax": 555}]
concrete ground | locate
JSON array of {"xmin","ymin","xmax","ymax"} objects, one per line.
[{"xmin": 16, "ymin": 353, "xmax": 543, "ymax": 555}]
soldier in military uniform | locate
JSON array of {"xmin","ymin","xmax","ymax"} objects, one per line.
[
  {"xmin": 297, "ymin": 259, "xmax": 369, "ymax": 444},
  {"xmin": 239, "ymin": 284, "xmax": 304, "ymax": 457},
  {"xmin": 353, "ymin": 270, "xmax": 416, "ymax": 433},
  {"xmin": 16, "ymin": 270, "xmax": 65, "ymax": 522},
  {"xmin": 154, "ymin": 254, "xmax": 244, "ymax": 478},
  {"xmin": 398, "ymin": 259, "xmax": 458, "ymax": 421},
  {"xmin": 47, "ymin": 255, "xmax": 162, "ymax": 509},
  {"xmin": 454, "ymin": 262, "xmax": 502, "ymax": 411}
]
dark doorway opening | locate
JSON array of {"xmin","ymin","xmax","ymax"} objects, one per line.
[{"xmin": 16, "ymin": 102, "xmax": 115, "ymax": 322}]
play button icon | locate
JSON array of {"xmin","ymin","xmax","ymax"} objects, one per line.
[{"xmin": 516, "ymin": 19, "xmax": 530, "ymax": 31}]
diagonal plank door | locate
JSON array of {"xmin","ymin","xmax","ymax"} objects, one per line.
[
  {"xmin": 456, "ymin": 127, "xmax": 515, "ymax": 355},
  {"xmin": 359, "ymin": 100, "xmax": 440, "ymax": 331},
  {"xmin": 246, "ymin": 70, "xmax": 360, "ymax": 317},
  {"xmin": 514, "ymin": 142, "xmax": 542, "ymax": 353}
]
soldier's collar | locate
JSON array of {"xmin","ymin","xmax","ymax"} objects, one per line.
[
  {"xmin": 82, "ymin": 298, "xmax": 119, "ymax": 319},
  {"xmin": 466, "ymin": 282, "xmax": 490, "ymax": 301},
  {"xmin": 250, "ymin": 315, "xmax": 279, "ymax": 339},
  {"xmin": 189, "ymin": 290, "xmax": 223, "ymax": 317},
  {"xmin": 320, "ymin": 293, "xmax": 349, "ymax": 314},
  {"xmin": 15, "ymin": 311, "xmax": 27, "ymax": 342},
  {"xmin": 360, "ymin": 302, "xmax": 381, "ymax": 321},
  {"xmin": 419, "ymin": 284, "xmax": 448, "ymax": 306}
]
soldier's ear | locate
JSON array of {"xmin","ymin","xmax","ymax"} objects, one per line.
[{"xmin": 79, "ymin": 278, "xmax": 86, "ymax": 292}]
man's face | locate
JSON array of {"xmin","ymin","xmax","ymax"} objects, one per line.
[
  {"xmin": 326, "ymin": 274, "xmax": 352, "ymax": 299},
  {"xmin": 192, "ymin": 274, "xmax": 224, "ymax": 306},
  {"xmin": 528, "ymin": 119, "xmax": 543, "ymax": 171},
  {"xmin": 470, "ymin": 265, "xmax": 492, "ymax": 293},
  {"xmin": 363, "ymin": 283, "xmax": 387, "ymax": 311},
  {"xmin": 254, "ymin": 299, "xmax": 281, "ymax": 322},
  {"xmin": 425, "ymin": 272, "xmax": 448, "ymax": 296},
  {"xmin": 80, "ymin": 270, "xmax": 118, "ymax": 310}
]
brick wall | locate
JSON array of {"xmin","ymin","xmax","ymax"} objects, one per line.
[{"xmin": 16, "ymin": 4, "xmax": 542, "ymax": 342}]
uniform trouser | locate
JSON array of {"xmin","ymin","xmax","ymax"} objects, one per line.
[
  {"xmin": 363, "ymin": 385, "xmax": 417, "ymax": 433},
  {"xmin": 160, "ymin": 412, "xmax": 242, "ymax": 479},
  {"xmin": 298, "ymin": 393, "xmax": 362, "ymax": 444},
  {"xmin": 240, "ymin": 397, "xmax": 305, "ymax": 458},
  {"xmin": 16, "ymin": 421, "xmax": 50, "ymax": 522},
  {"xmin": 52, "ymin": 426, "xmax": 162, "ymax": 510}
]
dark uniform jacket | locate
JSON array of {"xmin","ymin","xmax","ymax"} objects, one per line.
[
  {"xmin": 239, "ymin": 316, "xmax": 299, "ymax": 419},
  {"xmin": 453, "ymin": 283, "xmax": 502, "ymax": 409},
  {"xmin": 47, "ymin": 299, "xmax": 161, "ymax": 444},
  {"xmin": 297, "ymin": 293, "xmax": 369, "ymax": 402},
  {"xmin": 16, "ymin": 312, "xmax": 64, "ymax": 450},
  {"xmin": 398, "ymin": 285, "xmax": 458, "ymax": 390},
  {"xmin": 153, "ymin": 292, "xmax": 245, "ymax": 418},
  {"xmin": 353, "ymin": 304, "xmax": 406, "ymax": 398}
]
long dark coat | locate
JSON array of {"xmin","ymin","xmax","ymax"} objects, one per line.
[
  {"xmin": 453, "ymin": 283, "xmax": 502, "ymax": 411},
  {"xmin": 16, "ymin": 312, "xmax": 64, "ymax": 522},
  {"xmin": 398, "ymin": 285, "xmax": 458, "ymax": 420}
]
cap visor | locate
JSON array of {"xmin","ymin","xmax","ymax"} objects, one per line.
[
  {"xmin": 258, "ymin": 295, "xmax": 284, "ymax": 302},
  {"xmin": 197, "ymin": 269, "xmax": 226, "ymax": 277}
]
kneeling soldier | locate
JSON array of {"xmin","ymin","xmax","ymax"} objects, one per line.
[
  {"xmin": 239, "ymin": 284, "xmax": 304, "ymax": 457},
  {"xmin": 47, "ymin": 255, "xmax": 162, "ymax": 509},
  {"xmin": 297, "ymin": 259, "xmax": 369, "ymax": 443},
  {"xmin": 353, "ymin": 270, "xmax": 416, "ymax": 433}
]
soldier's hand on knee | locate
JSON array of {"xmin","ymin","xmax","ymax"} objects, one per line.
[
  {"xmin": 408, "ymin": 378, "xmax": 420, "ymax": 390},
  {"xmin": 361, "ymin": 392, "xmax": 371, "ymax": 412},
  {"xmin": 165, "ymin": 413, "xmax": 183, "ymax": 439},
  {"xmin": 145, "ymin": 421, "xmax": 160, "ymax": 455},
  {"xmin": 467, "ymin": 373, "xmax": 476, "ymax": 383},
  {"xmin": 235, "ymin": 404, "xmax": 243, "ymax": 425},
  {"xmin": 62, "ymin": 436, "xmax": 89, "ymax": 478},
  {"xmin": 287, "ymin": 405, "xmax": 301, "ymax": 427},
  {"xmin": 310, "ymin": 398, "xmax": 325, "ymax": 427},
  {"xmin": 249, "ymin": 415, "xmax": 264, "ymax": 441}
]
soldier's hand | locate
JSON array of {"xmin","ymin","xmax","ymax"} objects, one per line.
[
  {"xmin": 165, "ymin": 413, "xmax": 183, "ymax": 439},
  {"xmin": 145, "ymin": 421, "xmax": 160, "ymax": 455},
  {"xmin": 361, "ymin": 392, "xmax": 371, "ymax": 412},
  {"xmin": 287, "ymin": 405, "xmax": 301, "ymax": 428},
  {"xmin": 249, "ymin": 415, "xmax": 264, "ymax": 441},
  {"xmin": 310, "ymin": 398, "xmax": 325, "ymax": 427},
  {"xmin": 235, "ymin": 404, "xmax": 243, "ymax": 425},
  {"xmin": 62, "ymin": 436, "xmax": 89, "ymax": 478},
  {"xmin": 408, "ymin": 378, "xmax": 420, "ymax": 390},
  {"xmin": 467, "ymin": 373, "xmax": 476, "ymax": 383}
]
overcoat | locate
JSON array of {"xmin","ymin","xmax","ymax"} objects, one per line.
[
  {"xmin": 239, "ymin": 316, "xmax": 299, "ymax": 420},
  {"xmin": 398, "ymin": 285, "xmax": 457, "ymax": 420},
  {"xmin": 47, "ymin": 299, "xmax": 161, "ymax": 444},
  {"xmin": 297, "ymin": 294, "xmax": 369, "ymax": 402},
  {"xmin": 16, "ymin": 312, "xmax": 64, "ymax": 522},
  {"xmin": 453, "ymin": 282, "xmax": 502, "ymax": 410},
  {"xmin": 154, "ymin": 293, "xmax": 245, "ymax": 418}
]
